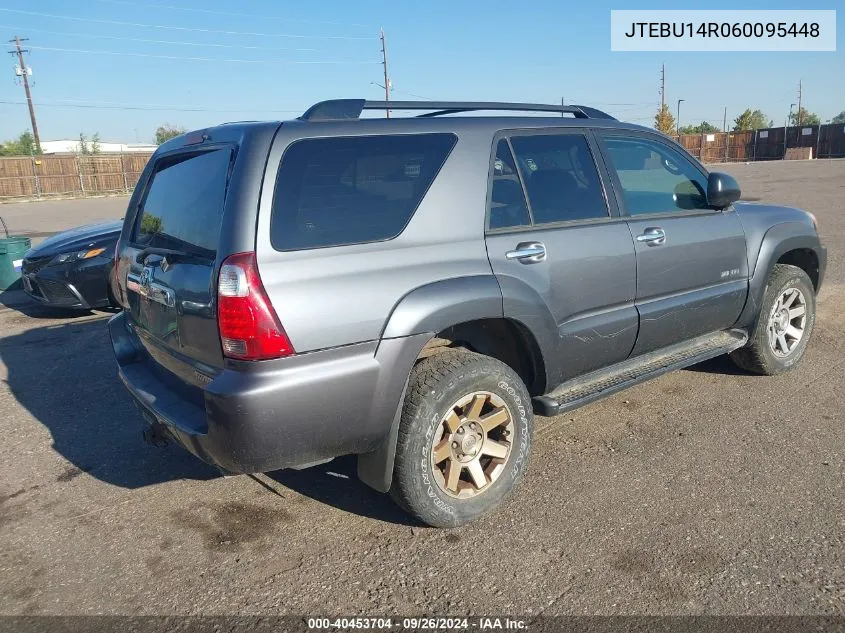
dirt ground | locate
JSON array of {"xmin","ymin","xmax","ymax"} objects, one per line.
[{"xmin": 0, "ymin": 160, "xmax": 843, "ymax": 618}]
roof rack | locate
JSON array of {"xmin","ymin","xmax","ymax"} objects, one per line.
[{"xmin": 299, "ymin": 99, "xmax": 616, "ymax": 122}]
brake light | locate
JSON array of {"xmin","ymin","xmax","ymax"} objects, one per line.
[{"xmin": 217, "ymin": 252, "xmax": 294, "ymax": 361}]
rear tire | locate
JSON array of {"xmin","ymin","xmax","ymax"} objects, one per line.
[
  {"xmin": 390, "ymin": 349, "xmax": 533, "ymax": 528},
  {"xmin": 730, "ymin": 264, "xmax": 816, "ymax": 375}
]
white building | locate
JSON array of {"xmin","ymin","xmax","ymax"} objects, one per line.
[{"xmin": 40, "ymin": 140, "xmax": 158, "ymax": 155}]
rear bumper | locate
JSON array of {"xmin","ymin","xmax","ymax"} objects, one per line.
[{"xmin": 109, "ymin": 311, "xmax": 427, "ymax": 473}]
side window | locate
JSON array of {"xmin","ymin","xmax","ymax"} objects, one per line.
[
  {"xmin": 270, "ymin": 133, "xmax": 456, "ymax": 251},
  {"xmin": 488, "ymin": 139, "xmax": 531, "ymax": 230},
  {"xmin": 509, "ymin": 134, "xmax": 609, "ymax": 224},
  {"xmin": 602, "ymin": 136, "xmax": 709, "ymax": 215}
]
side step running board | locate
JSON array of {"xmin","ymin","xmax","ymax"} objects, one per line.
[{"xmin": 533, "ymin": 330, "xmax": 748, "ymax": 417}]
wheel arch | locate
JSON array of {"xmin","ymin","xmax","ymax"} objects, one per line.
[
  {"xmin": 359, "ymin": 276, "xmax": 549, "ymax": 493},
  {"xmin": 736, "ymin": 223, "xmax": 825, "ymax": 330}
]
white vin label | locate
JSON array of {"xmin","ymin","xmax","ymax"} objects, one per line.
[{"xmin": 611, "ymin": 10, "xmax": 836, "ymax": 52}]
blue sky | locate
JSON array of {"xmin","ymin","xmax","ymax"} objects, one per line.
[{"xmin": 0, "ymin": 0, "xmax": 842, "ymax": 142}]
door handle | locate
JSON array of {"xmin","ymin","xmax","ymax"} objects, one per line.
[
  {"xmin": 636, "ymin": 227, "xmax": 666, "ymax": 246},
  {"xmin": 505, "ymin": 241, "xmax": 546, "ymax": 263}
]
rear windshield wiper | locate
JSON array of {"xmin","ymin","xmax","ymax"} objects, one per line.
[{"xmin": 134, "ymin": 247, "xmax": 212, "ymax": 265}]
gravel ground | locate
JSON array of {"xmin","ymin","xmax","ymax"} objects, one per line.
[{"xmin": 0, "ymin": 160, "xmax": 843, "ymax": 618}]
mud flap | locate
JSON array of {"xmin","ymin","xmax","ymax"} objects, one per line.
[{"xmin": 356, "ymin": 378, "xmax": 408, "ymax": 493}]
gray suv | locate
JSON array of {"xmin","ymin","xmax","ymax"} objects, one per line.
[{"xmin": 110, "ymin": 99, "xmax": 826, "ymax": 527}]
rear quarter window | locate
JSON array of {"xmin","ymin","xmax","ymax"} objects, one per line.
[
  {"xmin": 270, "ymin": 133, "xmax": 457, "ymax": 251},
  {"xmin": 133, "ymin": 147, "xmax": 232, "ymax": 257}
]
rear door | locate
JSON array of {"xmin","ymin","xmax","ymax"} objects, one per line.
[
  {"xmin": 124, "ymin": 146, "xmax": 233, "ymax": 373},
  {"xmin": 596, "ymin": 131, "xmax": 748, "ymax": 356},
  {"xmin": 485, "ymin": 130, "xmax": 638, "ymax": 388}
]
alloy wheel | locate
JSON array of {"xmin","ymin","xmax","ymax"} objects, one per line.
[
  {"xmin": 430, "ymin": 391, "xmax": 514, "ymax": 499},
  {"xmin": 767, "ymin": 287, "xmax": 807, "ymax": 357}
]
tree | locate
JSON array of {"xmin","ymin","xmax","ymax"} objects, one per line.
[
  {"xmin": 77, "ymin": 133, "xmax": 102, "ymax": 155},
  {"xmin": 788, "ymin": 107, "xmax": 821, "ymax": 126},
  {"xmin": 732, "ymin": 109, "xmax": 769, "ymax": 131},
  {"xmin": 0, "ymin": 130, "xmax": 39, "ymax": 156},
  {"xmin": 78, "ymin": 133, "xmax": 91, "ymax": 155},
  {"xmin": 140, "ymin": 214, "xmax": 163, "ymax": 234},
  {"xmin": 831, "ymin": 111, "xmax": 845, "ymax": 124},
  {"xmin": 654, "ymin": 104, "xmax": 676, "ymax": 135},
  {"xmin": 155, "ymin": 124, "xmax": 186, "ymax": 145},
  {"xmin": 678, "ymin": 121, "xmax": 720, "ymax": 135}
]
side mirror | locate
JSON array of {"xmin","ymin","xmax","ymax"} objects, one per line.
[{"xmin": 707, "ymin": 172, "xmax": 741, "ymax": 210}]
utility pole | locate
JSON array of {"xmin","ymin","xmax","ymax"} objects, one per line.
[
  {"xmin": 380, "ymin": 29, "xmax": 390, "ymax": 119},
  {"xmin": 660, "ymin": 64, "xmax": 665, "ymax": 109},
  {"xmin": 796, "ymin": 79, "xmax": 803, "ymax": 125},
  {"xmin": 676, "ymin": 99, "xmax": 684, "ymax": 135},
  {"xmin": 786, "ymin": 103, "xmax": 796, "ymax": 156},
  {"xmin": 561, "ymin": 96, "xmax": 564, "ymax": 117},
  {"xmin": 8, "ymin": 35, "xmax": 41, "ymax": 153},
  {"xmin": 723, "ymin": 106, "xmax": 727, "ymax": 132}
]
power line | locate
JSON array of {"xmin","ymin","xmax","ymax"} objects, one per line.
[
  {"xmin": 26, "ymin": 97, "xmax": 290, "ymax": 109},
  {"xmin": 0, "ymin": 99, "xmax": 304, "ymax": 113},
  {"xmin": 390, "ymin": 89, "xmax": 433, "ymax": 100},
  {"xmin": 0, "ymin": 24, "xmax": 320, "ymax": 52},
  {"xmin": 0, "ymin": 8, "xmax": 376, "ymax": 40},
  {"xmin": 90, "ymin": 0, "xmax": 371, "ymax": 29},
  {"xmin": 25, "ymin": 45, "xmax": 379, "ymax": 64}
]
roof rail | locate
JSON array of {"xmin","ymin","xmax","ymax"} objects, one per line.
[{"xmin": 299, "ymin": 99, "xmax": 616, "ymax": 122}]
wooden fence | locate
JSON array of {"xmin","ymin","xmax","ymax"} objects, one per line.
[
  {"xmin": 676, "ymin": 123, "xmax": 845, "ymax": 163},
  {"xmin": 0, "ymin": 153, "xmax": 152, "ymax": 200}
]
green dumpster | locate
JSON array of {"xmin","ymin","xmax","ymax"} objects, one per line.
[{"xmin": 0, "ymin": 235, "xmax": 32, "ymax": 290}]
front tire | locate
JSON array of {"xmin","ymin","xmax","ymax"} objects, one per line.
[
  {"xmin": 730, "ymin": 264, "xmax": 816, "ymax": 375},
  {"xmin": 390, "ymin": 350, "xmax": 533, "ymax": 528}
]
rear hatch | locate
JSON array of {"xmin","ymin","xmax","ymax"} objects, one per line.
[{"xmin": 123, "ymin": 145, "xmax": 233, "ymax": 382}]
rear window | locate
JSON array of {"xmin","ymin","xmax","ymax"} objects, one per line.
[
  {"xmin": 270, "ymin": 133, "xmax": 457, "ymax": 251},
  {"xmin": 133, "ymin": 148, "xmax": 232, "ymax": 257}
]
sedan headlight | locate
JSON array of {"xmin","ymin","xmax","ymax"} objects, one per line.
[{"xmin": 50, "ymin": 247, "xmax": 107, "ymax": 266}]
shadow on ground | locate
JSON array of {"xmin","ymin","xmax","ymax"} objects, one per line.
[
  {"xmin": 0, "ymin": 308, "xmax": 219, "ymax": 488},
  {"xmin": 267, "ymin": 456, "xmax": 421, "ymax": 527},
  {"xmin": 1, "ymin": 296, "xmax": 417, "ymax": 524},
  {"xmin": 686, "ymin": 354, "xmax": 749, "ymax": 376}
]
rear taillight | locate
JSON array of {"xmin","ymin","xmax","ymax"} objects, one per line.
[{"xmin": 217, "ymin": 252, "xmax": 294, "ymax": 361}]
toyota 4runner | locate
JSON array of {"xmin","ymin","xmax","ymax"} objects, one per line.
[{"xmin": 110, "ymin": 99, "xmax": 826, "ymax": 527}]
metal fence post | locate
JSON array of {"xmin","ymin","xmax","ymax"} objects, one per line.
[
  {"xmin": 77, "ymin": 155, "xmax": 85, "ymax": 195},
  {"xmin": 752, "ymin": 129, "xmax": 758, "ymax": 162},
  {"xmin": 30, "ymin": 155, "xmax": 41, "ymax": 198},
  {"xmin": 121, "ymin": 152, "xmax": 129, "ymax": 192},
  {"xmin": 783, "ymin": 123, "xmax": 788, "ymax": 158}
]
